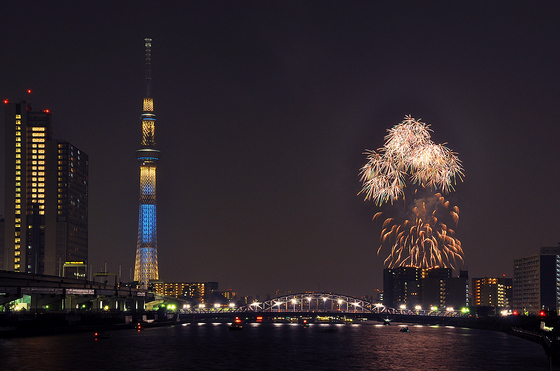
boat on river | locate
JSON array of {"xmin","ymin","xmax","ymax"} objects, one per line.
[{"xmin": 229, "ymin": 317, "xmax": 243, "ymax": 331}]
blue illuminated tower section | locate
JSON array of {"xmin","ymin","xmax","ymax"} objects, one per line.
[{"xmin": 134, "ymin": 38, "xmax": 160, "ymax": 288}]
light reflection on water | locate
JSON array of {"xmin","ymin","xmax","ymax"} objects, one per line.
[{"xmin": 0, "ymin": 322, "xmax": 556, "ymax": 370}]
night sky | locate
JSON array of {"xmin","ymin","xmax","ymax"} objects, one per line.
[{"xmin": 1, "ymin": 1, "xmax": 559, "ymax": 299}]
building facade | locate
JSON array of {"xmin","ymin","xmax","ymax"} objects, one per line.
[
  {"xmin": 134, "ymin": 38, "xmax": 160, "ymax": 288},
  {"xmin": 383, "ymin": 267, "xmax": 468, "ymax": 309},
  {"xmin": 513, "ymin": 247, "xmax": 560, "ymax": 315},
  {"xmin": 2, "ymin": 101, "xmax": 88, "ymax": 277},
  {"xmin": 472, "ymin": 277, "xmax": 513, "ymax": 308},
  {"xmin": 153, "ymin": 282, "xmax": 220, "ymax": 303}
]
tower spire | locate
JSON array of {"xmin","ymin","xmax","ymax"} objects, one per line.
[{"xmin": 144, "ymin": 38, "xmax": 152, "ymax": 98}]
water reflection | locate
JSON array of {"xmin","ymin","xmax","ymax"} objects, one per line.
[{"xmin": 0, "ymin": 323, "xmax": 554, "ymax": 370}]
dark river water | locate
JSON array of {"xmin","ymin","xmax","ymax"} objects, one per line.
[{"xmin": 0, "ymin": 322, "xmax": 557, "ymax": 370}]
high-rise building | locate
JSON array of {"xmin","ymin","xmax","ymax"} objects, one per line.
[
  {"xmin": 383, "ymin": 267, "xmax": 422, "ymax": 308},
  {"xmin": 513, "ymin": 246, "xmax": 560, "ymax": 315},
  {"xmin": 2, "ymin": 100, "xmax": 88, "ymax": 277},
  {"xmin": 472, "ymin": 277, "xmax": 513, "ymax": 308},
  {"xmin": 134, "ymin": 38, "xmax": 160, "ymax": 288},
  {"xmin": 383, "ymin": 267, "xmax": 468, "ymax": 309}
]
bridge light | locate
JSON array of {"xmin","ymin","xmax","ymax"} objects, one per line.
[
  {"xmin": 322, "ymin": 297, "xmax": 328, "ymax": 302},
  {"xmin": 338, "ymin": 299, "xmax": 343, "ymax": 305},
  {"xmin": 291, "ymin": 299, "xmax": 297, "ymax": 304}
]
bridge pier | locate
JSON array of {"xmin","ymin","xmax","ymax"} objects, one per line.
[
  {"xmin": 64, "ymin": 295, "xmax": 96, "ymax": 311},
  {"xmin": 32, "ymin": 294, "xmax": 65, "ymax": 311}
]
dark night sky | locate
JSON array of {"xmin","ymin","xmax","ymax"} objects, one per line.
[{"xmin": 1, "ymin": 1, "xmax": 559, "ymax": 298}]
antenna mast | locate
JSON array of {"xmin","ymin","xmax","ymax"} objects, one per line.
[{"xmin": 144, "ymin": 38, "xmax": 152, "ymax": 98}]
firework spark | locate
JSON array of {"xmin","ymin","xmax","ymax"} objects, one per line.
[
  {"xmin": 360, "ymin": 116, "xmax": 464, "ymax": 269},
  {"xmin": 359, "ymin": 115, "xmax": 463, "ymax": 206}
]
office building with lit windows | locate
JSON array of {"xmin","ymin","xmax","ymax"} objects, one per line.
[
  {"xmin": 2, "ymin": 100, "xmax": 88, "ymax": 277},
  {"xmin": 152, "ymin": 282, "xmax": 219, "ymax": 303}
]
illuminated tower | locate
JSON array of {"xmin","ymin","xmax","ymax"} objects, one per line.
[{"xmin": 134, "ymin": 38, "xmax": 160, "ymax": 288}]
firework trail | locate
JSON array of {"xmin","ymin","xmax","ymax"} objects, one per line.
[{"xmin": 360, "ymin": 116, "xmax": 464, "ymax": 269}]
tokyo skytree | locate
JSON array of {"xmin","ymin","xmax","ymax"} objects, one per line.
[{"xmin": 134, "ymin": 38, "xmax": 160, "ymax": 289}]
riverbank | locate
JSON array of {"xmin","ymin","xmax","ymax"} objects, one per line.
[{"xmin": 0, "ymin": 311, "xmax": 182, "ymax": 338}]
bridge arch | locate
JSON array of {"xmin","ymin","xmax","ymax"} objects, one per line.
[{"xmin": 237, "ymin": 292, "xmax": 396, "ymax": 314}]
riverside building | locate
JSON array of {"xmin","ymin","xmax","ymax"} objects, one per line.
[
  {"xmin": 1, "ymin": 100, "xmax": 88, "ymax": 277},
  {"xmin": 513, "ymin": 246, "xmax": 560, "ymax": 315}
]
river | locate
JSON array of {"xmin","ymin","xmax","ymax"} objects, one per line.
[{"xmin": 0, "ymin": 321, "xmax": 556, "ymax": 370}]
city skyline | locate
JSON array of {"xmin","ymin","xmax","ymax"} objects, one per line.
[{"xmin": 1, "ymin": 2, "xmax": 560, "ymax": 298}]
